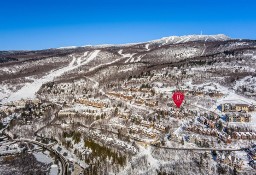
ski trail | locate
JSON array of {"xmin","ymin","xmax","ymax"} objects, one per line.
[
  {"xmin": 83, "ymin": 50, "xmax": 100, "ymax": 64},
  {"xmin": 77, "ymin": 57, "xmax": 81, "ymax": 65},
  {"xmin": 81, "ymin": 51, "xmax": 88, "ymax": 63},
  {"xmin": 118, "ymin": 49, "xmax": 135, "ymax": 63},
  {"xmin": 69, "ymin": 56, "xmax": 76, "ymax": 66},
  {"xmin": 135, "ymin": 55, "xmax": 144, "ymax": 62},
  {"xmin": 145, "ymin": 44, "xmax": 150, "ymax": 51},
  {"xmin": 88, "ymin": 49, "xmax": 138, "ymax": 72},
  {"xmin": 77, "ymin": 51, "xmax": 89, "ymax": 65},
  {"xmin": 3, "ymin": 50, "xmax": 100, "ymax": 103},
  {"xmin": 201, "ymin": 43, "xmax": 206, "ymax": 56}
]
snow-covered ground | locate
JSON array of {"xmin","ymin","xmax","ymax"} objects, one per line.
[
  {"xmin": 33, "ymin": 151, "xmax": 59, "ymax": 175},
  {"xmin": 33, "ymin": 151, "xmax": 53, "ymax": 164}
]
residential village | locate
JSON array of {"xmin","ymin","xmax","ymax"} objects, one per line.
[{"xmin": 1, "ymin": 66, "xmax": 256, "ymax": 175}]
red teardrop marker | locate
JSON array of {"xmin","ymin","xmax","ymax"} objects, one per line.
[{"xmin": 172, "ymin": 92, "xmax": 184, "ymax": 108}]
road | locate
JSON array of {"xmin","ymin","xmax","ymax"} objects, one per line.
[
  {"xmin": 18, "ymin": 139, "xmax": 69, "ymax": 175},
  {"xmin": 150, "ymin": 144, "xmax": 244, "ymax": 152},
  {"xmin": 2, "ymin": 128, "xmax": 68, "ymax": 175}
]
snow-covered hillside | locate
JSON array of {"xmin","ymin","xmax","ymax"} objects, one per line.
[{"xmin": 1, "ymin": 34, "xmax": 256, "ymax": 175}]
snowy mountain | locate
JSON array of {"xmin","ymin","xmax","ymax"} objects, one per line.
[{"xmin": 0, "ymin": 34, "xmax": 256, "ymax": 102}]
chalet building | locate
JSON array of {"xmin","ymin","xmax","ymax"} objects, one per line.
[
  {"xmin": 225, "ymin": 135, "xmax": 232, "ymax": 144},
  {"xmin": 145, "ymin": 101, "xmax": 158, "ymax": 107},
  {"xmin": 226, "ymin": 113, "xmax": 251, "ymax": 122},
  {"xmin": 208, "ymin": 91, "xmax": 224, "ymax": 98},
  {"xmin": 198, "ymin": 116, "xmax": 216, "ymax": 128},
  {"xmin": 135, "ymin": 98, "xmax": 144, "ymax": 105},
  {"xmin": 153, "ymin": 123, "xmax": 165, "ymax": 131},
  {"xmin": 221, "ymin": 103, "xmax": 233, "ymax": 112},
  {"xmin": 118, "ymin": 112, "xmax": 129, "ymax": 119},
  {"xmin": 221, "ymin": 103, "xmax": 254, "ymax": 112},
  {"xmin": 184, "ymin": 125, "xmax": 218, "ymax": 137},
  {"xmin": 235, "ymin": 104, "xmax": 249, "ymax": 112},
  {"xmin": 140, "ymin": 120, "xmax": 153, "ymax": 127},
  {"xmin": 58, "ymin": 111, "xmax": 77, "ymax": 117},
  {"xmin": 248, "ymin": 152, "xmax": 256, "ymax": 161},
  {"xmin": 107, "ymin": 92, "xmax": 133, "ymax": 101},
  {"xmin": 232, "ymin": 132, "xmax": 256, "ymax": 140},
  {"xmin": 140, "ymin": 88, "xmax": 152, "ymax": 93},
  {"xmin": 129, "ymin": 88, "xmax": 139, "ymax": 92},
  {"xmin": 249, "ymin": 105, "xmax": 255, "ymax": 111},
  {"xmin": 249, "ymin": 160, "xmax": 256, "ymax": 169},
  {"xmin": 129, "ymin": 126, "xmax": 139, "ymax": 133},
  {"xmin": 186, "ymin": 135, "xmax": 211, "ymax": 147},
  {"xmin": 77, "ymin": 98, "xmax": 105, "ymax": 108},
  {"xmin": 218, "ymin": 153, "xmax": 243, "ymax": 169}
]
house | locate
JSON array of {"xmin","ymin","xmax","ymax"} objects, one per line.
[
  {"xmin": 248, "ymin": 152, "xmax": 256, "ymax": 160},
  {"xmin": 226, "ymin": 135, "xmax": 232, "ymax": 144},
  {"xmin": 232, "ymin": 132, "xmax": 256, "ymax": 140},
  {"xmin": 58, "ymin": 111, "xmax": 76, "ymax": 117},
  {"xmin": 226, "ymin": 113, "xmax": 251, "ymax": 122},
  {"xmin": 249, "ymin": 160, "xmax": 256, "ymax": 169},
  {"xmin": 135, "ymin": 98, "xmax": 144, "ymax": 105},
  {"xmin": 249, "ymin": 105, "xmax": 255, "ymax": 112},
  {"xmin": 141, "ymin": 120, "xmax": 153, "ymax": 127},
  {"xmin": 57, "ymin": 146, "xmax": 62, "ymax": 152},
  {"xmin": 223, "ymin": 155, "xmax": 232, "ymax": 165},
  {"xmin": 235, "ymin": 104, "xmax": 249, "ymax": 112},
  {"xmin": 145, "ymin": 101, "xmax": 158, "ymax": 107},
  {"xmin": 78, "ymin": 98, "xmax": 105, "ymax": 108},
  {"xmin": 221, "ymin": 103, "xmax": 233, "ymax": 112},
  {"xmin": 233, "ymin": 132, "xmax": 241, "ymax": 139},
  {"xmin": 154, "ymin": 124, "xmax": 165, "ymax": 131}
]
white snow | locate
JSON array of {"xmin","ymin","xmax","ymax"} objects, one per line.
[
  {"xmin": 33, "ymin": 152, "xmax": 53, "ymax": 164},
  {"xmin": 54, "ymin": 34, "xmax": 230, "ymax": 51},
  {"xmin": 58, "ymin": 46, "xmax": 78, "ymax": 49},
  {"xmin": 50, "ymin": 164, "xmax": 58, "ymax": 175},
  {"xmin": 33, "ymin": 151, "xmax": 59, "ymax": 175},
  {"xmin": 145, "ymin": 44, "xmax": 150, "ymax": 51},
  {"xmin": 0, "ymin": 85, "xmax": 11, "ymax": 101},
  {"xmin": 150, "ymin": 34, "xmax": 230, "ymax": 46}
]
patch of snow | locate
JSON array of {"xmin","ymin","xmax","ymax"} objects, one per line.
[
  {"xmin": 50, "ymin": 164, "xmax": 58, "ymax": 175},
  {"xmin": 145, "ymin": 44, "xmax": 150, "ymax": 51},
  {"xmin": 33, "ymin": 152, "xmax": 53, "ymax": 164}
]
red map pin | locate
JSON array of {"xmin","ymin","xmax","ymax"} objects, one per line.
[{"xmin": 172, "ymin": 92, "xmax": 184, "ymax": 108}]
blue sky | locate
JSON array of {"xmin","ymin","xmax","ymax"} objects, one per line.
[{"xmin": 0, "ymin": 0, "xmax": 255, "ymax": 50}]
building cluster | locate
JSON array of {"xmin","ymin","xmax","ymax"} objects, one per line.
[
  {"xmin": 107, "ymin": 91, "xmax": 158, "ymax": 107},
  {"xmin": 127, "ymin": 118, "xmax": 165, "ymax": 139},
  {"xmin": 197, "ymin": 116, "xmax": 216, "ymax": 129},
  {"xmin": 107, "ymin": 92, "xmax": 133, "ymax": 101},
  {"xmin": 184, "ymin": 124, "xmax": 219, "ymax": 137},
  {"xmin": 184, "ymin": 134, "xmax": 212, "ymax": 147},
  {"xmin": 226, "ymin": 113, "xmax": 251, "ymax": 122},
  {"xmin": 123, "ymin": 87, "xmax": 152, "ymax": 94},
  {"xmin": 221, "ymin": 103, "xmax": 255, "ymax": 113},
  {"xmin": 88, "ymin": 130, "xmax": 137, "ymax": 154},
  {"xmin": 188, "ymin": 90, "xmax": 224, "ymax": 98},
  {"xmin": 77, "ymin": 98, "xmax": 105, "ymax": 108},
  {"xmin": 232, "ymin": 132, "xmax": 256, "ymax": 140},
  {"xmin": 217, "ymin": 152, "xmax": 244, "ymax": 170}
]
